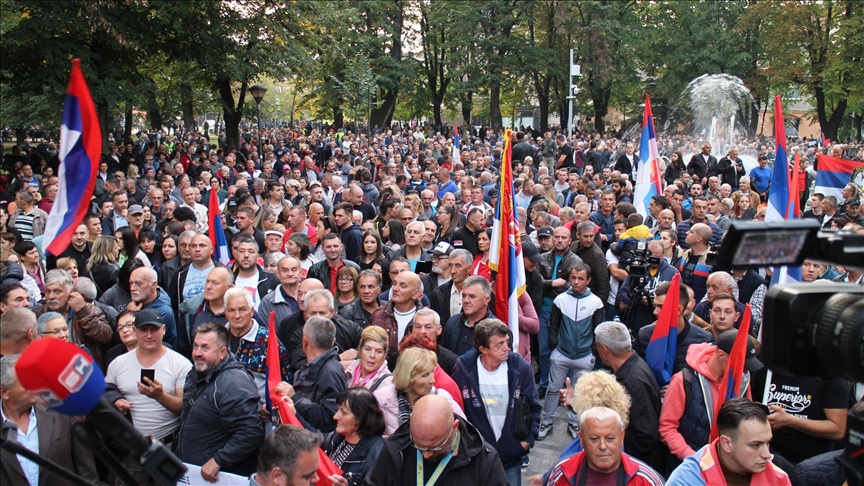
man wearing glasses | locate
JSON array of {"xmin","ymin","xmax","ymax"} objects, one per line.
[{"xmin": 363, "ymin": 394, "xmax": 509, "ymax": 485}]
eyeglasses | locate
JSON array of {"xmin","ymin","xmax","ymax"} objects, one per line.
[
  {"xmin": 338, "ymin": 277, "xmax": 355, "ymax": 283},
  {"xmin": 410, "ymin": 425, "xmax": 455, "ymax": 452},
  {"xmin": 40, "ymin": 327, "xmax": 69, "ymax": 336},
  {"xmin": 118, "ymin": 323, "xmax": 135, "ymax": 331}
]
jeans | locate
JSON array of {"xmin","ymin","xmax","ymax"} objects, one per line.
[
  {"xmin": 542, "ymin": 349, "xmax": 595, "ymax": 425},
  {"xmin": 605, "ymin": 302, "xmax": 619, "ymax": 322},
  {"xmin": 504, "ymin": 464, "xmax": 522, "ymax": 486},
  {"xmin": 538, "ymin": 308, "xmax": 551, "ymax": 388}
]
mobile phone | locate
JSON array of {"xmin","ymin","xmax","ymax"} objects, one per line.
[{"xmin": 140, "ymin": 369, "xmax": 155, "ymax": 383}]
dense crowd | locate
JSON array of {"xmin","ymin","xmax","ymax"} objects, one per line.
[{"xmin": 0, "ymin": 124, "xmax": 862, "ymax": 486}]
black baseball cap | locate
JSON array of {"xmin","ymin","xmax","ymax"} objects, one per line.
[
  {"xmin": 134, "ymin": 308, "xmax": 165, "ymax": 328},
  {"xmin": 717, "ymin": 330, "xmax": 763, "ymax": 371},
  {"xmin": 522, "ymin": 241, "xmax": 543, "ymax": 263},
  {"xmin": 226, "ymin": 198, "xmax": 239, "ymax": 211},
  {"xmin": 537, "ymin": 226, "xmax": 554, "ymax": 238}
]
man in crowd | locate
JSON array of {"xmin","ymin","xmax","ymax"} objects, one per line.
[
  {"xmin": 169, "ymin": 234, "xmax": 223, "ymax": 317},
  {"xmin": 128, "ymin": 267, "xmax": 178, "ymax": 348},
  {"xmin": 420, "ymin": 241, "xmax": 453, "ymax": 301},
  {"xmin": 570, "ymin": 221, "xmax": 610, "ymax": 304},
  {"xmin": 590, "ymin": 191, "xmax": 617, "ymax": 250},
  {"xmin": 368, "ymin": 270, "xmax": 425, "ymax": 364},
  {"xmin": 0, "ymin": 307, "xmax": 36, "ymax": 355},
  {"xmin": 338, "ymin": 269, "xmax": 383, "ymax": 329},
  {"xmin": 676, "ymin": 197, "xmax": 722, "ymax": 250},
  {"xmin": 45, "ymin": 223, "xmax": 92, "ymax": 275},
  {"xmin": 691, "ymin": 272, "xmax": 747, "ymax": 330},
  {"xmin": 234, "ymin": 206, "xmax": 266, "ymax": 253},
  {"xmin": 256, "ymin": 255, "xmax": 301, "ymax": 326},
  {"xmin": 688, "ymin": 143, "xmax": 716, "ymax": 183},
  {"xmin": 177, "ymin": 266, "xmax": 234, "ymax": 358},
  {"xmin": 678, "ymin": 224, "xmax": 715, "ymax": 301},
  {"xmin": 232, "ymin": 234, "xmax": 279, "ymax": 310},
  {"xmin": 308, "ymin": 233, "xmax": 361, "ymax": 291},
  {"xmin": 451, "ymin": 208, "xmax": 485, "ymax": 255},
  {"xmin": 431, "ymin": 248, "xmax": 472, "ymax": 324},
  {"xmin": 442, "ymin": 275, "xmax": 495, "ymax": 357},
  {"xmin": 618, "ymin": 240, "xmax": 679, "ymax": 332},
  {"xmin": 390, "ymin": 221, "xmax": 432, "ymax": 272},
  {"xmin": 248, "ymin": 425, "xmax": 322, "ymax": 486},
  {"xmin": 101, "ymin": 190, "xmax": 129, "ymax": 235},
  {"xmin": 283, "ymin": 288, "xmax": 362, "ymax": 371},
  {"xmin": 10, "ymin": 189, "xmax": 48, "ymax": 241},
  {"xmin": 333, "ymin": 202, "xmax": 363, "ymax": 263}
]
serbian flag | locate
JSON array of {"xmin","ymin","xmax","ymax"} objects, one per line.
[
  {"xmin": 765, "ymin": 96, "xmax": 802, "ymax": 287},
  {"xmin": 452, "ymin": 125, "xmax": 461, "ymax": 162},
  {"xmin": 265, "ymin": 311, "xmax": 342, "ymax": 485},
  {"xmin": 633, "ymin": 95, "xmax": 663, "ymax": 218},
  {"xmin": 645, "ymin": 273, "xmax": 680, "ymax": 387},
  {"xmin": 488, "ymin": 129, "xmax": 526, "ymax": 351},
  {"xmin": 709, "ymin": 305, "xmax": 753, "ymax": 442},
  {"xmin": 208, "ymin": 188, "xmax": 230, "ymax": 264},
  {"xmin": 814, "ymin": 155, "xmax": 863, "ymax": 201},
  {"xmin": 44, "ymin": 59, "xmax": 102, "ymax": 257}
]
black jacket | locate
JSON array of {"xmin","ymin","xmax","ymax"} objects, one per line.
[
  {"xmin": 430, "ymin": 280, "xmax": 458, "ymax": 325},
  {"xmin": 337, "ymin": 300, "xmax": 374, "ymax": 330},
  {"xmin": 442, "ymin": 309, "xmax": 495, "ymax": 357},
  {"xmin": 89, "ymin": 262, "xmax": 119, "ymax": 297},
  {"xmin": 614, "ymin": 353, "xmax": 664, "ymax": 473},
  {"xmin": 322, "ymin": 433, "xmax": 384, "ymax": 486},
  {"xmin": 177, "ymin": 354, "xmax": 263, "ymax": 476},
  {"xmin": 716, "ymin": 156, "xmax": 744, "ymax": 188},
  {"xmin": 687, "ymin": 153, "xmax": 717, "ymax": 181},
  {"xmin": 635, "ymin": 322, "xmax": 713, "ymax": 375},
  {"xmin": 157, "ymin": 256, "xmax": 182, "ymax": 291},
  {"xmin": 450, "ymin": 226, "xmax": 481, "ymax": 255},
  {"xmin": 168, "ymin": 260, "xmax": 228, "ymax": 317},
  {"xmin": 307, "ymin": 258, "xmax": 361, "ymax": 287},
  {"xmin": 292, "ymin": 348, "xmax": 347, "ymax": 433},
  {"xmin": 574, "ymin": 242, "xmax": 611, "ymax": 304},
  {"xmin": 279, "ymin": 311, "xmax": 362, "ymax": 372},
  {"xmin": 362, "ymin": 415, "xmax": 508, "ymax": 486},
  {"xmin": 230, "ymin": 265, "xmax": 279, "ymax": 301}
]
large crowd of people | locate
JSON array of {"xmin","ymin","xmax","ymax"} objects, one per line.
[{"xmin": 0, "ymin": 123, "xmax": 862, "ymax": 486}]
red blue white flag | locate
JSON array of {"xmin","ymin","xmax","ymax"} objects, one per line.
[
  {"xmin": 710, "ymin": 304, "xmax": 753, "ymax": 442},
  {"xmin": 208, "ymin": 188, "xmax": 230, "ymax": 264},
  {"xmin": 44, "ymin": 59, "xmax": 101, "ymax": 257},
  {"xmin": 488, "ymin": 129, "xmax": 526, "ymax": 350},
  {"xmin": 645, "ymin": 273, "xmax": 680, "ymax": 387},
  {"xmin": 814, "ymin": 155, "xmax": 863, "ymax": 202},
  {"xmin": 766, "ymin": 96, "xmax": 801, "ymax": 286},
  {"xmin": 452, "ymin": 125, "xmax": 461, "ymax": 162},
  {"xmin": 633, "ymin": 95, "xmax": 663, "ymax": 217}
]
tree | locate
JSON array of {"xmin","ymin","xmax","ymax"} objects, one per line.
[{"xmin": 418, "ymin": 0, "xmax": 454, "ymax": 127}]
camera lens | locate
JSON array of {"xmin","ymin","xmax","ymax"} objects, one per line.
[{"xmin": 813, "ymin": 294, "xmax": 864, "ymax": 382}]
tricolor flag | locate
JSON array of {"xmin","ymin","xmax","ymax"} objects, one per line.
[
  {"xmin": 452, "ymin": 125, "xmax": 461, "ymax": 163},
  {"xmin": 44, "ymin": 59, "xmax": 102, "ymax": 257},
  {"xmin": 208, "ymin": 188, "xmax": 230, "ymax": 265},
  {"xmin": 265, "ymin": 311, "xmax": 342, "ymax": 486},
  {"xmin": 710, "ymin": 305, "xmax": 753, "ymax": 442},
  {"xmin": 814, "ymin": 155, "xmax": 864, "ymax": 202},
  {"xmin": 633, "ymin": 95, "xmax": 663, "ymax": 218},
  {"xmin": 488, "ymin": 129, "xmax": 526, "ymax": 350},
  {"xmin": 765, "ymin": 95, "xmax": 802, "ymax": 287},
  {"xmin": 645, "ymin": 273, "xmax": 681, "ymax": 387}
]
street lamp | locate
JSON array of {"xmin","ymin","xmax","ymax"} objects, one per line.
[{"xmin": 249, "ymin": 84, "xmax": 268, "ymax": 157}]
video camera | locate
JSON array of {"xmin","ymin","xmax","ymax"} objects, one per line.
[
  {"xmin": 619, "ymin": 241, "xmax": 661, "ymax": 283},
  {"xmin": 717, "ymin": 220, "xmax": 864, "ymax": 485}
]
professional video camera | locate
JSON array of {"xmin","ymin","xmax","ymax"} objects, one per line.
[
  {"xmin": 717, "ymin": 220, "xmax": 864, "ymax": 485},
  {"xmin": 618, "ymin": 240, "xmax": 662, "ymax": 329}
]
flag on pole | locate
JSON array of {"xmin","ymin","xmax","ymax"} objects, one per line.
[
  {"xmin": 633, "ymin": 95, "xmax": 663, "ymax": 217},
  {"xmin": 644, "ymin": 273, "xmax": 681, "ymax": 387},
  {"xmin": 765, "ymin": 95, "xmax": 802, "ymax": 286},
  {"xmin": 709, "ymin": 305, "xmax": 753, "ymax": 442},
  {"xmin": 488, "ymin": 129, "xmax": 526, "ymax": 351},
  {"xmin": 814, "ymin": 155, "xmax": 864, "ymax": 201},
  {"xmin": 452, "ymin": 125, "xmax": 461, "ymax": 163},
  {"xmin": 208, "ymin": 188, "xmax": 230, "ymax": 265},
  {"xmin": 265, "ymin": 311, "xmax": 342, "ymax": 486},
  {"xmin": 790, "ymin": 152, "xmax": 801, "ymax": 218},
  {"xmin": 44, "ymin": 59, "xmax": 102, "ymax": 257}
]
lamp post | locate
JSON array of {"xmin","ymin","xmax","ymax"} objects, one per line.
[{"xmin": 249, "ymin": 84, "xmax": 268, "ymax": 158}]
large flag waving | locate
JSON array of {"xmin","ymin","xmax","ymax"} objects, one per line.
[
  {"xmin": 44, "ymin": 59, "xmax": 101, "ymax": 256},
  {"xmin": 814, "ymin": 155, "xmax": 864, "ymax": 201},
  {"xmin": 709, "ymin": 305, "xmax": 753, "ymax": 442},
  {"xmin": 633, "ymin": 95, "xmax": 663, "ymax": 217},
  {"xmin": 265, "ymin": 312, "xmax": 342, "ymax": 486},
  {"xmin": 489, "ymin": 129, "xmax": 526, "ymax": 350},
  {"xmin": 645, "ymin": 273, "xmax": 681, "ymax": 387},
  {"xmin": 208, "ymin": 188, "xmax": 230, "ymax": 265},
  {"xmin": 765, "ymin": 95, "xmax": 801, "ymax": 286},
  {"xmin": 452, "ymin": 124, "xmax": 461, "ymax": 163}
]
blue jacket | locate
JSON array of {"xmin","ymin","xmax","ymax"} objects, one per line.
[
  {"xmin": 451, "ymin": 349, "xmax": 542, "ymax": 469},
  {"xmin": 549, "ymin": 288, "xmax": 605, "ymax": 360},
  {"xmin": 675, "ymin": 218, "xmax": 722, "ymax": 250},
  {"xmin": 142, "ymin": 287, "xmax": 177, "ymax": 348},
  {"xmin": 341, "ymin": 223, "xmax": 364, "ymax": 264},
  {"xmin": 438, "ymin": 180, "xmax": 458, "ymax": 199}
]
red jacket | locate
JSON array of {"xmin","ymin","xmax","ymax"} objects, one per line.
[{"xmin": 544, "ymin": 449, "xmax": 664, "ymax": 486}]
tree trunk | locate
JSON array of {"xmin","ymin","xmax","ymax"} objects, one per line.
[
  {"xmin": 538, "ymin": 95, "xmax": 550, "ymax": 134},
  {"xmin": 96, "ymin": 101, "xmax": 110, "ymax": 154},
  {"xmin": 814, "ymin": 85, "xmax": 847, "ymax": 141},
  {"xmin": 854, "ymin": 112, "xmax": 862, "ymax": 140},
  {"xmin": 15, "ymin": 128, "xmax": 27, "ymax": 147},
  {"xmin": 181, "ymin": 81, "xmax": 195, "ymax": 133},
  {"xmin": 124, "ymin": 108, "xmax": 133, "ymax": 144},
  {"xmin": 217, "ymin": 78, "xmax": 247, "ymax": 149},
  {"xmin": 490, "ymin": 83, "xmax": 502, "ymax": 131},
  {"xmin": 433, "ymin": 98, "xmax": 443, "ymax": 128},
  {"xmin": 371, "ymin": 90, "xmax": 398, "ymax": 128},
  {"xmin": 333, "ymin": 105, "xmax": 344, "ymax": 130},
  {"xmin": 461, "ymin": 92, "xmax": 473, "ymax": 127}
]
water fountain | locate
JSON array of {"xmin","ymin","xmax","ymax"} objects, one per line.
[{"xmin": 680, "ymin": 74, "xmax": 754, "ymax": 160}]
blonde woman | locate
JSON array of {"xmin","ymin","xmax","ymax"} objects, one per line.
[
  {"xmin": 87, "ymin": 235, "xmax": 119, "ymax": 296},
  {"xmin": 344, "ymin": 326, "xmax": 400, "ymax": 436},
  {"xmin": 391, "ymin": 347, "xmax": 463, "ymax": 426}
]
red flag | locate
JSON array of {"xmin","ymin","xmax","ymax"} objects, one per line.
[
  {"xmin": 709, "ymin": 304, "xmax": 753, "ymax": 442},
  {"xmin": 790, "ymin": 152, "xmax": 801, "ymax": 218},
  {"xmin": 644, "ymin": 274, "xmax": 681, "ymax": 387},
  {"xmin": 265, "ymin": 311, "xmax": 342, "ymax": 485}
]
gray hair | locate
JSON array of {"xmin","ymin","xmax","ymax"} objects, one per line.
[
  {"xmin": 558, "ymin": 207, "xmax": 575, "ymax": 220},
  {"xmin": 0, "ymin": 354, "xmax": 21, "ymax": 388},
  {"xmin": 37, "ymin": 312, "xmax": 66, "ymax": 335},
  {"xmin": 463, "ymin": 275, "xmax": 492, "ymax": 297},
  {"xmin": 594, "ymin": 322, "xmax": 632, "ymax": 355},
  {"xmin": 449, "ymin": 249, "xmax": 473, "ymax": 266},
  {"xmin": 0, "ymin": 308, "xmax": 37, "ymax": 341},
  {"xmin": 303, "ymin": 316, "xmax": 336, "ymax": 350},
  {"xmin": 304, "ymin": 289, "xmax": 335, "ymax": 312},
  {"xmin": 576, "ymin": 220, "xmax": 596, "ymax": 234},
  {"xmin": 579, "ymin": 406, "xmax": 625, "ymax": 431},
  {"xmin": 707, "ymin": 271, "xmax": 734, "ymax": 291},
  {"xmin": 179, "ymin": 230, "xmax": 197, "ymax": 241},
  {"xmin": 265, "ymin": 252, "xmax": 286, "ymax": 268},
  {"xmin": 44, "ymin": 269, "xmax": 74, "ymax": 291},
  {"xmin": 74, "ymin": 277, "xmax": 98, "ymax": 301},
  {"xmin": 224, "ymin": 287, "xmax": 254, "ymax": 310},
  {"xmin": 406, "ymin": 220, "xmax": 425, "ymax": 234},
  {"xmin": 16, "ymin": 189, "xmax": 34, "ymax": 204},
  {"xmin": 414, "ymin": 308, "xmax": 441, "ymax": 328}
]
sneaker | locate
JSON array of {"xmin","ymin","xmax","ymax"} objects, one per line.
[
  {"xmin": 537, "ymin": 423, "xmax": 553, "ymax": 441},
  {"xmin": 538, "ymin": 387, "xmax": 547, "ymax": 399},
  {"xmin": 522, "ymin": 455, "xmax": 530, "ymax": 468},
  {"xmin": 567, "ymin": 423, "xmax": 579, "ymax": 439}
]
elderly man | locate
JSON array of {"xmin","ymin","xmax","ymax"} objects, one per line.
[
  {"xmin": 176, "ymin": 267, "xmax": 234, "ymax": 357},
  {"xmin": 338, "ymin": 269, "xmax": 382, "ymax": 330},
  {"xmin": 105, "ymin": 309, "xmax": 191, "ymax": 485},
  {"xmin": 34, "ymin": 270, "xmax": 111, "ymax": 368},
  {"xmin": 128, "ymin": 267, "xmax": 177, "ymax": 348},
  {"xmin": 178, "ymin": 322, "xmax": 264, "ymax": 480},
  {"xmin": 542, "ymin": 407, "xmax": 665, "ymax": 486},
  {"xmin": 9, "ymin": 189, "xmax": 49, "ymax": 241},
  {"xmin": 256, "ymin": 255, "xmax": 301, "ymax": 326},
  {"xmin": 368, "ymin": 270, "xmax": 425, "ymax": 364},
  {"xmin": 364, "ymin": 394, "xmax": 509, "ymax": 485},
  {"xmin": 1, "ymin": 354, "xmax": 99, "ymax": 485},
  {"xmin": 452, "ymin": 319, "xmax": 541, "ymax": 485},
  {"xmin": 421, "ymin": 241, "xmax": 453, "ymax": 300},
  {"xmin": 275, "ymin": 316, "xmax": 346, "ymax": 433},
  {"xmin": 249, "ymin": 425, "xmax": 321, "ymax": 486},
  {"xmin": 390, "ymin": 220, "xmax": 433, "ymax": 271},
  {"xmin": 594, "ymin": 322, "xmax": 664, "ymax": 473},
  {"xmin": 0, "ymin": 308, "xmax": 37, "ymax": 355},
  {"xmin": 442, "ymin": 275, "xmax": 495, "ymax": 357},
  {"xmin": 570, "ymin": 221, "xmax": 610, "ymax": 304},
  {"xmin": 691, "ymin": 271, "xmax": 747, "ymax": 330},
  {"xmin": 224, "ymin": 288, "xmax": 291, "ymax": 399},
  {"xmin": 283, "ymin": 288, "xmax": 362, "ymax": 371}
]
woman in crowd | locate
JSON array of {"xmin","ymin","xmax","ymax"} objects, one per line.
[
  {"xmin": 357, "ymin": 230, "xmax": 385, "ymax": 272},
  {"xmin": 3, "ymin": 251, "xmax": 41, "ymax": 305},
  {"xmin": 14, "ymin": 240, "xmax": 45, "ymax": 294},
  {"xmin": 87, "ymin": 235, "xmax": 120, "ymax": 297},
  {"xmin": 736, "ymin": 176, "xmax": 762, "ymax": 209},
  {"xmin": 402, "ymin": 194, "xmax": 421, "ymax": 219},
  {"xmin": 344, "ymin": 326, "xmax": 399, "ymax": 436},
  {"xmin": 471, "ymin": 228, "xmax": 492, "ymax": 280},
  {"xmin": 263, "ymin": 252, "xmax": 285, "ymax": 275},
  {"xmin": 141, "ymin": 206, "xmax": 156, "ymax": 233},
  {"xmin": 254, "ymin": 209, "xmax": 277, "ymax": 232},
  {"xmin": 659, "ymin": 228, "xmax": 683, "ymax": 268},
  {"xmin": 664, "ymin": 151, "xmax": 686, "ymax": 186},
  {"xmin": 37, "ymin": 312, "xmax": 70, "ymax": 341},
  {"xmin": 733, "ymin": 192, "xmax": 757, "ymax": 221},
  {"xmin": 544, "ymin": 186, "xmax": 561, "ymax": 216},
  {"xmin": 115, "ymin": 226, "xmax": 150, "ymax": 268},
  {"xmin": 435, "ymin": 204, "xmax": 459, "ymax": 243},
  {"xmin": 55, "ymin": 257, "xmax": 79, "ymax": 280},
  {"xmin": 138, "ymin": 230, "xmax": 159, "ymax": 265},
  {"xmin": 106, "ymin": 309, "xmax": 138, "ymax": 367},
  {"xmin": 155, "ymin": 234, "xmax": 178, "ymax": 272},
  {"xmin": 381, "ymin": 219, "xmax": 405, "ymax": 252},
  {"xmin": 334, "ymin": 266, "xmax": 360, "ymax": 312},
  {"xmin": 285, "ymin": 233, "xmax": 317, "ymax": 279},
  {"xmin": 391, "ymin": 347, "xmax": 463, "ymax": 427},
  {"xmin": 321, "ymin": 388, "xmax": 386, "ymax": 486}
]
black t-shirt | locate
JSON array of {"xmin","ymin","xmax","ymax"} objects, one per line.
[
  {"xmin": 557, "ymin": 144, "xmax": 573, "ymax": 169},
  {"xmin": 756, "ymin": 372, "xmax": 848, "ymax": 463}
]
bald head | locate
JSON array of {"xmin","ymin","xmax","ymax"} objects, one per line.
[
  {"xmin": 298, "ymin": 278, "xmax": 325, "ymax": 311},
  {"xmin": 209, "ymin": 266, "xmax": 234, "ymax": 283},
  {"xmin": 410, "ymin": 394, "xmax": 458, "ymax": 460},
  {"xmin": 647, "ymin": 240, "xmax": 664, "ymax": 256},
  {"xmin": 691, "ymin": 223, "xmax": 713, "ymax": 242}
]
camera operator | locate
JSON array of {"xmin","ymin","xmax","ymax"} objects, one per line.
[
  {"xmin": 678, "ymin": 223, "xmax": 716, "ymax": 301},
  {"xmin": 604, "ymin": 219, "xmax": 629, "ymax": 321},
  {"xmin": 617, "ymin": 240, "xmax": 679, "ymax": 332}
]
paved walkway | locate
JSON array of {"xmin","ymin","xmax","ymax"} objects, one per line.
[{"xmin": 521, "ymin": 405, "xmax": 576, "ymax": 484}]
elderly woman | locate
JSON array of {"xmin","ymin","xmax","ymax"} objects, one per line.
[
  {"xmin": 334, "ymin": 266, "xmax": 360, "ymax": 312},
  {"xmin": 391, "ymin": 346, "xmax": 463, "ymax": 426},
  {"xmin": 106, "ymin": 309, "xmax": 138, "ymax": 367},
  {"xmin": 322, "ymin": 388, "xmax": 386, "ymax": 486},
  {"xmin": 37, "ymin": 311, "xmax": 70, "ymax": 341},
  {"xmin": 344, "ymin": 326, "xmax": 399, "ymax": 436}
]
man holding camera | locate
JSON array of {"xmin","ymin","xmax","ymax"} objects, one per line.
[{"xmin": 617, "ymin": 240, "xmax": 679, "ymax": 332}]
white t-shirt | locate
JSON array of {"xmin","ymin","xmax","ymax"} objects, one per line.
[
  {"xmin": 477, "ymin": 357, "xmax": 509, "ymax": 441},
  {"xmin": 235, "ymin": 271, "xmax": 262, "ymax": 310},
  {"xmin": 183, "ymin": 263, "xmax": 215, "ymax": 301},
  {"xmin": 606, "ymin": 248, "xmax": 620, "ymax": 306},
  {"xmin": 105, "ymin": 348, "xmax": 192, "ymax": 439},
  {"xmin": 394, "ymin": 307, "xmax": 418, "ymax": 342}
]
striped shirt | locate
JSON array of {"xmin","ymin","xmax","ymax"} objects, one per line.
[{"xmin": 14, "ymin": 211, "xmax": 36, "ymax": 240}]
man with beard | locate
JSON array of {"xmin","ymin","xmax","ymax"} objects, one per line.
[
  {"xmin": 128, "ymin": 267, "xmax": 178, "ymax": 348},
  {"xmin": 420, "ymin": 242, "xmax": 453, "ymax": 300},
  {"xmin": 231, "ymin": 234, "xmax": 279, "ymax": 311},
  {"xmin": 45, "ymin": 223, "xmax": 92, "ymax": 275}
]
